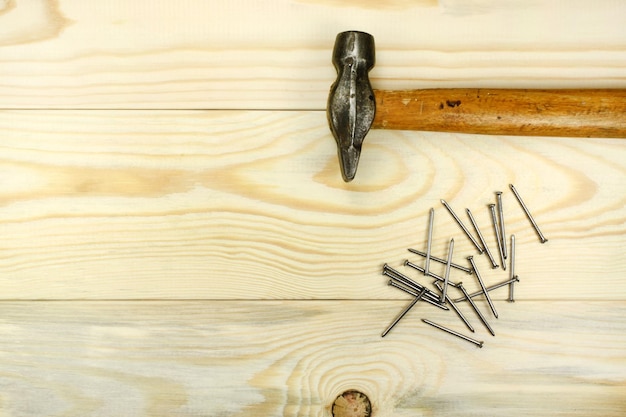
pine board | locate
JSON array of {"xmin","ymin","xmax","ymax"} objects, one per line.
[
  {"xmin": 1, "ymin": 1, "xmax": 625, "ymax": 416},
  {"xmin": 0, "ymin": 301, "xmax": 624, "ymax": 416},
  {"xmin": 0, "ymin": 0, "xmax": 625, "ymax": 109},
  {"xmin": 0, "ymin": 110, "xmax": 624, "ymax": 300}
]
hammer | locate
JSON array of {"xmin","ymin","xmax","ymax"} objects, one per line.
[{"xmin": 328, "ymin": 31, "xmax": 626, "ymax": 182}]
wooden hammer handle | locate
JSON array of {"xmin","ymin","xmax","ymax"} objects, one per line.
[{"xmin": 372, "ymin": 89, "xmax": 626, "ymax": 138}]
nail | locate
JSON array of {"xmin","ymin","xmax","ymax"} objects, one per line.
[
  {"xmin": 383, "ymin": 264, "xmax": 447, "ymax": 307},
  {"xmin": 385, "ymin": 274, "xmax": 439, "ymax": 303},
  {"xmin": 422, "ymin": 319, "xmax": 484, "ymax": 348},
  {"xmin": 468, "ymin": 256, "xmax": 498, "ymax": 319},
  {"xmin": 457, "ymin": 282, "xmax": 495, "ymax": 336},
  {"xmin": 388, "ymin": 280, "xmax": 449, "ymax": 311},
  {"xmin": 440, "ymin": 239, "xmax": 454, "ymax": 303},
  {"xmin": 382, "ymin": 287, "xmax": 428, "ymax": 337},
  {"xmin": 408, "ymin": 248, "xmax": 472, "ymax": 274},
  {"xmin": 489, "ymin": 204, "xmax": 507, "ymax": 270},
  {"xmin": 466, "ymin": 208, "xmax": 499, "ymax": 269},
  {"xmin": 496, "ymin": 191, "xmax": 507, "ymax": 260},
  {"xmin": 509, "ymin": 184, "xmax": 548, "ymax": 243},
  {"xmin": 453, "ymin": 276, "xmax": 520, "ymax": 302},
  {"xmin": 405, "ymin": 260, "xmax": 458, "ymax": 288},
  {"xmin": 508, "ymin": 235, "xmax": 516, "ymax": 302},
  {"xmin": 434, "ymin": 281, "xmax": 475, "ymax": 333},
  {"xmin": 441, "ymin": 199, "xmax": 484, "ymax": 253},
  {"xmin": 424, "ymin": 208, "xmax": 434, "ymax": 276}
]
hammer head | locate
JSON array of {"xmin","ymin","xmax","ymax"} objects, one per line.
[{"xmin": 327, "ymin": 31, "xmax": 376, "ymax": 182}]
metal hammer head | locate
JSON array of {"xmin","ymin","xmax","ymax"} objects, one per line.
[{"xmin": 327, "ymin": 31, "xmax": 376, "ymax": 182}]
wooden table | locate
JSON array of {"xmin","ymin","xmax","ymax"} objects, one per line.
[{"xmin": 1, "ymin": 1, "xmax": 625, "ymax": 415}]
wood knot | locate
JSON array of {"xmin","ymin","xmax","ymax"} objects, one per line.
[{"xmin": 332, "ymin": 390, "xmax": 371, "ymax": 417}]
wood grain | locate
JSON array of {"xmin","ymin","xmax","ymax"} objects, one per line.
[
  {"xmin": 0, "ymin": 110, "xmax": 624, "ymax": 300},
  {"xmin": 1, "ymin": 0, "xmax": 625, "ymax": 109},
  {"xmin": 1, "ymin": 2, "xmax": 625, "ymax": 415},
  {"xmin": 0, "ymin": 301, "xmax": 624, "ymax": 416}
]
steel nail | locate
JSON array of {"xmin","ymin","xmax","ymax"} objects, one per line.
[
  {"xmin": 496, "ymin": 191, "xmax": 507, "ymax": 260},
  {"xmin": 385, "ymin": 274, "xmax": 439, "ymax": 302},
  {"xmin": 404, "ymin": 260, "xmax": 459, "ymax": 288},
  {"xmin": 383, "ymin": 264, "xmax": 445, "ymax": 304},
  {"xmin": 388, "ymin": 280, "xmax": 449, "ymax": 311},
  {"xmin": 408, "ymin": 248, "xmax": 472, "ymax": 274},
  {"xmin": 382, "ymin": 287, "xmax": 428, "ymax": 337},
  {"xmin": 468, "ymin": 256, "xmax": 498, "ymax": 319},
  {"xmin": 489, "ymin": 203, "xmax": 507, "ymax": 270},
  {"xmin": 466, "ymin": 208, "xmax": 499, "ymax": 269},
  {"xmin": 441, "ymin": 199, "xmax": 484, "ymax": 253},
  {"xmin": 434, "ymin": 281, "xmax": 475, "ymax": 333},
  {"xmin": 441, "ymin": 239, "xmax": 454, "ymax": 303},
  {"xmin": 509, "ymin": 184, "xmax": 548, "ymax": 243},
  {"xmin": 457, "ymin": 282, "xmax": 495, "ymax": 336},
  {"xmin": 424, "ymin": 208, "xmax": 434, "ymax": 276},
  {"xmin": 453, "ymin": 276, "xmax": 520, "ymax": 302},
  {"xmin": 508, "ymin": 235, "xmax": 516, "ymax": 302},
  {"xmin": 422, "ymin": 319, "xmax": 484, "ymax": 348}
]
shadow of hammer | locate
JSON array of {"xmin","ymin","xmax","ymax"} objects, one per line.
[{"xmin": 327, "ymin": 31, "xmax": 626, "ymax": 182}]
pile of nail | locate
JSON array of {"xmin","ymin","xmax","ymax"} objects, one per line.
[{"xmin": 381, "ymin": 184, "xmax": 548, "ymax": 348}]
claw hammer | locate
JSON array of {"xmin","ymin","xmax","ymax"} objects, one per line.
[{"xmin": 327, "ymin": 31, "xmax": 626, "ymax": 182}]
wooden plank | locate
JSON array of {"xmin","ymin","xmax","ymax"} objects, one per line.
[
  {"xmin": 0, "ymin": 110, "xmax": 624, "ymax": 299},
  {"xmin": 2, "ymin": 4, "xmax": 623, "ymax": 417},
  {"xmin": 1, "ymin": 0, "xmax": 625, "ymax": 109},
  {"xmin": 0, "ymin": 300, "xmax": 624, "ymax": 416}
]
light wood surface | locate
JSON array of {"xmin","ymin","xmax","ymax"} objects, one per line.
[
  {"xmin": 0, "ymin": 1, "xmax": 625, "ymax": 416},
  {"xmin": 0, "ymin": 110, "xmax": 624, "ymax": 300},
  {"xmin": 0, "ymin": 301, "xmax": 624, "ymax": 417},
  {"xmin": 1, "ymin": 0, "xmax": 626, "ymax": 109}
]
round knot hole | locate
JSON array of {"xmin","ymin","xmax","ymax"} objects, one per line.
[{"xmin": 332, "ymin": 390, "xmax": 371, "ymax": 417}]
